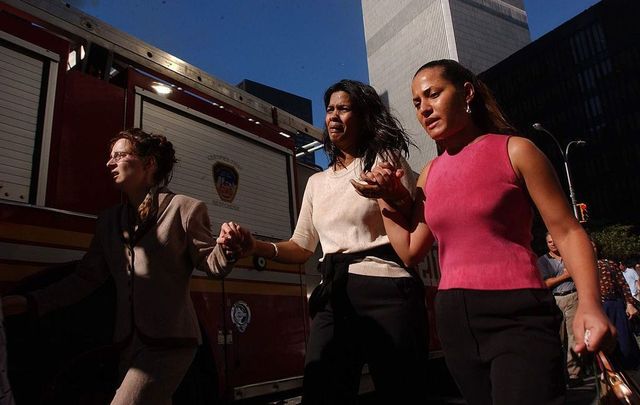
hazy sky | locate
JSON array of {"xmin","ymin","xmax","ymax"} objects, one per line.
[{"xmin": 72, "ymin": 0, "xmax": 601, "ymax": 166}]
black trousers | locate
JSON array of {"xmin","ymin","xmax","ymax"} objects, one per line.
[
  {"xmin": 302, "ymin": 273, "xmax": 429, "ymax": 405},
  {"xmin": 436, "ymin": 289, "xmax": 566, "ymax": 405}
]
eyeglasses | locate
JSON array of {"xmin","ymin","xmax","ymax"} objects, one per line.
[{"xmin": 108, "ymin": 151, "xmax": 135, "ymax": 163}]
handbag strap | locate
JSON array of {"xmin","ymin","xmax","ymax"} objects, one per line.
[{"xmin": 596, "ymin": 351, "xmax": 637, "ymax": 403}]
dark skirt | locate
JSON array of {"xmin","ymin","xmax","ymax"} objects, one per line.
[{"xmin": 603, "ymin": 298, "xmax": 640, "ymax": 369}]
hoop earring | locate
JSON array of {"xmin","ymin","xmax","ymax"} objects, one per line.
[{"xmin": 465, "ymin": 103, "xmax": 472, "ymax": 114}]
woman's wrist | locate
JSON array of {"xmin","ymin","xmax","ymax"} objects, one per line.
[
  {"xmin": 269, "ymin": 242, "xmax": 279, "ymax": 259},
  {"xmin": 576, "ymin": 294, "xmax": 603, "ymax": 310},
  {"xmin": 387, "ymin": 190, "xmax": 413, "ymax": 210},
  {"xmin": 255, "ymin": 240, "xmax": 278, "ymax": 259}
]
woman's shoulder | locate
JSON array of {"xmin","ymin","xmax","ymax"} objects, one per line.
[
  {"xmin": 304, "ymin": 170, "xmax": 327, "ymax": 193},
  {"xmin": 505, "ymin": 135, "xmax": 548, "ymax": 178},
  {"xmin": 169, "ymin": 193, "xmax": 204, "ymax": 209},
  {"xmin": 503, "ymin": 134, "xmax": 539, "ymax": 153}
]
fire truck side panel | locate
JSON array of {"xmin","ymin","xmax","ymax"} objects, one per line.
[
  {"xmin": 188, "ymin": 284, "xmax": 226, "ymax": 400},
  {"xmin": 222, "ymin": 283, "xmax": 307, "ymax": 400},
  {"xmin": 135, "ymin": 94, "xmax": 294, "ymax": 241},
  {"xmin": 48, "ymin": 70, "xmax": 124, "ymax": 213},
  {"xmin": 0, "ymin": 9, "xmax": 67, "ymax": 207},
  {"xmin": 0, "ymin": 204, "xmax": 93, "ymax": 291}
]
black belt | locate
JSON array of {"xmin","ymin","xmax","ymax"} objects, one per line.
[{"xmin": 553, "ymin": 289, "xmax": 577, "ymax": 296}]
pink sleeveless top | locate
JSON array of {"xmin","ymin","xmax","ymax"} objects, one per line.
[{"xmin": 424, "ymin": 134, "xmax": 545, "ymax": 290}]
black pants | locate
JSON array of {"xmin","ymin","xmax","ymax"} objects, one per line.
[
  {"xmin": 436, "ymin": 289, "xmax": 565, "ymax": 405},
  {"xmin": 302, "ymin": 273, "xmax": 429, "ymax": 405}
]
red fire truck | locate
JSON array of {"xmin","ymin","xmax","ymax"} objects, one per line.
[{"xmin": 0, "ymin": 0, "xmax": 443, "ymax": 403}]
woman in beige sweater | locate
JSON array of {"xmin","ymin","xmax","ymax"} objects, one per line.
[{"xmin": 221, "ymin": 80, "xmax": 429, "ymax": 404}]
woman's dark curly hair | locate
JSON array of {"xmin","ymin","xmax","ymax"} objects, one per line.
[
  {"xmin": 414, "ymin": 59, "xmax": 516, "ymax": 135},
  {"xmin": 110, "ymin": 128, "xmax": 177, "ymax": 187},
  {"xmin": 323, "ymin": 79, "xmax": 414, "ymax": 170}
]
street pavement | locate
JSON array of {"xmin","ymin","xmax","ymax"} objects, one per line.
[{"xmin": 355, "ymin": 376, "xmax": 598, "ymax": 404}]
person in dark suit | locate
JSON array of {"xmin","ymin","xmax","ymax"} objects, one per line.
[{"xmin": 3, "ymin": 128, "xmax": 235, "ymax": 404}]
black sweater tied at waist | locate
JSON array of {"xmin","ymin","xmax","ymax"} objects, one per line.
[{"xmin": 308, "ymin": 244, "xmax": 406, "ymax": 319}]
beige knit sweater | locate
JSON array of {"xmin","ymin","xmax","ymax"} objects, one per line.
[{"xmin": 291, "ymin": 156, "xmax": 415, "ymax": 278}]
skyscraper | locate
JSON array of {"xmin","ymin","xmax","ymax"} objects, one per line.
[{"xmin": 362, "ymin": 0, "xmax": 530, "ymax": 170}]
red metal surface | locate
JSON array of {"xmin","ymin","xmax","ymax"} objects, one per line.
[
  {"xmin": 190, "ymin": 290, "xmax": 227, "ymax": 399},
  {"xmin": 223, "ymin": 289, "xmax": 307, "ymax": 390},
  {"xmin": 48, "ymin": 71, "xmax": 125, "ymax": 214},
  {"xmin": 0, "ymin": 203, "xmax": 96, "ymax": 235},
  {"xmin": 0, "ymin": 5, "xmax": 69, "ymax": 55}
]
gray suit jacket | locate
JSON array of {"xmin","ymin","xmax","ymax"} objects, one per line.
[{"xmin": 31, "ymin": 191, "xmax": 233, "ymax": 345}]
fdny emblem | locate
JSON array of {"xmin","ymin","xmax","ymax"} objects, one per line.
[
  {"xmin": 230, "ymin": 301, "xmax": 251, "ymax": 333},
  {"xmin": 213, "ymin": 162, "xmax": 239, "ymax": 203}
]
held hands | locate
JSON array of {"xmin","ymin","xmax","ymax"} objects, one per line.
[
  {"xmin": 217, "ymin": 222, "xmax": 255, "ymax": 261},
  {"xmin": 350, "ymin": 162, "xmax": 408, "ymax": 203},
  {"xmin": 573, "ymin": 301, "xmax": 617, "ymax": 354}
]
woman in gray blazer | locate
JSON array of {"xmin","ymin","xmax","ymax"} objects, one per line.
[{"xmin": 3, "ymin": 128, "xmax": 235, "ymax": 404}]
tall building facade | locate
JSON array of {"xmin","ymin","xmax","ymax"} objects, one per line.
[
  {"xmin": 362, "ymin": 0, "xmax": 530, "ymax": 170},
  {"xmin": 480, "ymin": 0, "xmax": 640, "ymax": 225}
]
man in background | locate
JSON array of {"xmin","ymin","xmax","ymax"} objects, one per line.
[
  {"xmin": 621, "ymin": 261, "xmax": 640, "ymax": 302},
  {"xmin": 537, "ymin": 232, "xmax": 581, "ymax": 387}
]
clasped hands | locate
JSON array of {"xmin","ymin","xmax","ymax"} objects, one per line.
[
  {"xmin": 350, "ymin": 162, "xmax": 407, "ymax": 202},
  {"xmin": 217, "ymin": 222, "xmax": 254, "ymax": 261}
]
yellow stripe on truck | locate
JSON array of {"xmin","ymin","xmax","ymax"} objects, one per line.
[
  {"xmin": 0, "ymin": 263, "xmax": 48, "ymax": 281},
  {"xmin": 0, "ymin": 223, "xmax": 92, "ymax": 250},
  {"xmin": 190, "ymin": 278, "xmax": 304, "ymax": 297}
]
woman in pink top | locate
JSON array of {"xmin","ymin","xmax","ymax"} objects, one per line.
[{"xmin": 355, "ymin": 59, "xmax": 614, "ymax": 404}]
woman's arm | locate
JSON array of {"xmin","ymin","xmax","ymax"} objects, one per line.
[
  {"xmin": 188, "ymin": 202, "xmax": 237, "ymax": 278},
  {"xmin": 544, "ymin": 268, "xmax": 571, "ymax": 289},
  {"xmin": 251, "ymin": 239, "xmax": 315, "ymax": 264},
  {"xmin": 218, "ymin": 176, "xmax": 318, "ymax": 265},
  {"xmin": 357, "ymin": 162, "xmax": 435, "ymax": 267},
  {"xmin": 218, "ymin": 222, "xmax": 314, "ymax": 264},
  {"xmin": 509, "ymin": 136, "xmax": 614, "ymax": 352}
]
